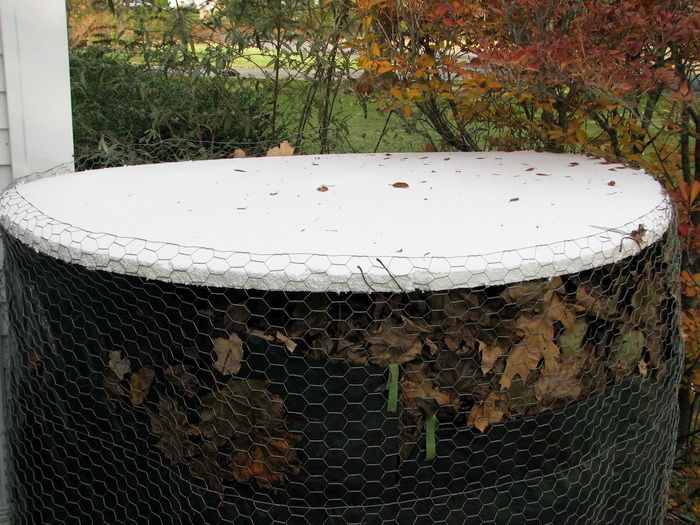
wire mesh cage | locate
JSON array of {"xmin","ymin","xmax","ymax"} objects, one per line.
[{"xmin": 0, "ymin": 152, "xmax": 682, "ymax": 524}]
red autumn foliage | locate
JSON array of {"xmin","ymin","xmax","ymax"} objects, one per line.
[{"xmin": 355, "ymin": 1, "xmax": 699, "ymax": 518}]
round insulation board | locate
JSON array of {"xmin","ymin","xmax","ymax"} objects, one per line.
[{"xmin": 0, "ymin": 152, "xmax": 671, "ymax": 292}]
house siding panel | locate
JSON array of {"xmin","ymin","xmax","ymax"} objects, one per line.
[{"xmin": 0, "ymin": 50, "xmax": 10, "ymax": 190}]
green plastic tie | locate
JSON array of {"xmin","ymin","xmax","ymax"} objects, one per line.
[
  {"xmin": 387, "ymin": 363, "xmax": 399, "ymax": 413},
  {"xmin": 426, "ymin": 413, "xmax": 437, "ymax": 461}
]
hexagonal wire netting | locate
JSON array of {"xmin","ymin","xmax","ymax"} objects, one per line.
[{"xmin": 0, "ymin": 159, "xmax": 683, "ymax": 525}]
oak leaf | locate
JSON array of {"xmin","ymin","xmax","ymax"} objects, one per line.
[
  {"xmin": 500, "ymin": 280, "xmax": 576, "ymax": 390},
  {"xmin": 479, "ymin": 342, "xmax": 505, "ymax": 376},
  {"xmin": 468, "ymin": 392, "xmax": 506, "ymax": 432},
  {"xmin": 500, "ymin": 341, "xmax": 542, "ymax": 390}
]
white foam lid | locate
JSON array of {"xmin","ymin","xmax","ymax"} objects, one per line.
[{"xmin": 0, "ymin": 152, "xmax": 671, "ymax": 292}]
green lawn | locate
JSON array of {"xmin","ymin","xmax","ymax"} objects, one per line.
[
  {"xmin": 333, "ymin": 93, "xmax": 431, "ymax": 153},
  {"xmin": 193, "ymin": 43, "xmax": 357, "ymax": 71},
  {"xmin": 270, "ymin": 83, "xmax": 432, "ymax": 154}
]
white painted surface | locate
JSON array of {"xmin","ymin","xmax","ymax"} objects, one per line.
[
  {"xmin": 0, "ymin": 152, "xmax": 671, "ymax": 292},
  {"xmin": 0, "ymin": 20, "xmax": 10, "ymax": 192},
  {"xmin": 0, "ymin": 2, "xmax": 74, "ymax": 520},
  {"xmin": 0, "ymin": 0, "xmax": 74, "ymax": 180}
]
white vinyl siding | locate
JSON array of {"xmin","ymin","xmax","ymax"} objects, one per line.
[
  {"xmin": 0, "ymin": 0, "xmax": 74, "ymax": 181},
  {"xmin": 0, "ymin": 22, "xmax": 11, "ymax": 190},
  {"xmin": 0, "ymin": 4, "xmax": 74, "ymax": 522}
]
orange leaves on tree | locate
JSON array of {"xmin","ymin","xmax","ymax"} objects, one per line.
[
  {"xmin": 681, "ymin": 271, "xmax": 700, "ymax": 299},
  {"xmin": 672, "ymin": 180, "xmax": 700, "ymax": 214},
  {"xmin": 354, "ymin": 0, "xmax": 387, "ymax": 10},
  {"xmin": 672, "ymin": 81, "xmax": 695, "ymax": 104}
]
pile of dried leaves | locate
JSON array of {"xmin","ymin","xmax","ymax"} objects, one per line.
[
  {"xmin": 104, "ymin": 344, "xmax": 301, "ymax": 492},
  {"xmin": 103, "ymin": 244, "xmax": 676, "ymax": 490}
]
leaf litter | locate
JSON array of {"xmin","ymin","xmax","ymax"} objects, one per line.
[{"xmin": 102, "ymin": 240, "xmax": 674, "ymax": 492}]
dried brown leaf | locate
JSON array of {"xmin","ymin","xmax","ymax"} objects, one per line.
[
  {"xmin": 391, "ymin": 182, "xmax": 409, "ymax": 188},
  {"xmin": 275, "ymin": 331, "xmax": 298, "ymax": 353},
  {"xmin": 247, "ymin": 329, "xmax": 274, "ymax": 341},
  {"xmin": 149, "ymin": 397, "xmax": 191, "ymax": 464},
  {"xmin": 574, "ymin": 283, "xmax": 619, "ymax": 319},
  {"xmin": 400, "ymin": 314, "xmax": 432, "ymax": 334},
  {"xmin": 198, "ymin": 307, "xmax": 216, "ymax": 317},
  {"xmin": 500, "ymin": 343, "xmax": 541, "ymax": 390},
  {"xmin": 266, "ymin": 140, "xmax": 295, "ymax": 157},
  {"xmin": 479, "ymin": 342, "xmax": 505, "ymax": 376},
  {"xmin": 108, "ymin": 351, "xmax": 131, "ymax": 380},
  {"xmin": 468, "ymin": 392, "xmax": 506, "ymax": 432},
  {"xmin": 425, "ymin": 338, "xmax": 439, "ymax": 356},
  {"xmin": 213, "ymin": 333, "xmax": 244, "ymax": 375},
  {"xmin": 130, "ymin": 367, "xmax": 155, "ymax": 406},
  {"xmin": 165, "ymin": 365, "xmax": 199, "ymax": 398},
  {"xmin": 534, "ymin": 354, "xmax": 585, "ymax": 403},
  {"xmin": 638, "ymin": 359, "xmax": 649, "ymax": 378},
  {"xmin": 28, "ymin": 352, "xmax": 43, "ymax": 372},
  {"xmin": 367, "ymin": 319, "xmax": 423, "ymax": 366},
  {"xmin": 402, "ymin": 363, "xmax": 458, "ymax": 410}
]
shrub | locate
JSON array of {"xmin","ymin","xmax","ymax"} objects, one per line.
[{"xmin": 71, "ymin": 48, "xmax": 276, "ymax": 169}]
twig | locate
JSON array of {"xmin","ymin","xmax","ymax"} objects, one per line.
[
  {"xmin": 677, "ymin": 427, "xmax": 700, "ymax": 441},
  {"xmin": 376, "ymin": 258, "xmax": 405, "ymax": 294},
  {"xmin": 357, "ymin": 265, "xmax": 377, "ymax": 293},
  {"xmin": 374, "ymin": 110, "xmax": 393, "ymax": 153}
]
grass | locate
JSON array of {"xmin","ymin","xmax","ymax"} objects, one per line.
[
  {"xmin": 332, "ymin": 94, "xmax": 431, "ymax": 153},
  {"xmin": 269, "ymin": 81, "xmax": 432, "ymax": 154},
  {"xmin": 197, "ymin": 43, "xmax": 358, "ymax": 71}
]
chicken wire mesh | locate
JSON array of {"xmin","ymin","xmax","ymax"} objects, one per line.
[{"xmin": 0, "ymin": 166, "xmax": 682, "ymax": 525}]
